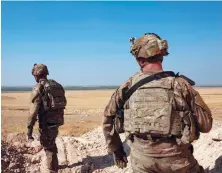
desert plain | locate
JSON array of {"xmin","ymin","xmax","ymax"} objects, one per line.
[
  {"xmin": 1, "ymin": 87, "xmax": 222, "ymax": 173},
  {"xmin": 2, "ymin": 87, "xmax": 222, "ymax": 137}
]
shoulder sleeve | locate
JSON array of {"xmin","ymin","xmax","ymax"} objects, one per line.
[
  {"xmin": 102, "ymin": 76, "xmax": 133, "ymax": 153},
  {"xmin": 30, "ymin": 84, "xmax": 42, "ymax": 103},
  {"xmin": 27, "ymin": 84, "xmax": 43, "ymax": 129},
  {"xmin": 174, "ymin": 77, "xmax": 213, "ymax": 133},
  {"xmin": 103, "ymin": 76, "xmax": 133, "ymax": 117}
]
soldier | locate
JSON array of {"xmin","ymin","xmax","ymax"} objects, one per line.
[
  {"xmin": 103, "ymin": 33, "xmax": 213, "ymax": 173},
  {"xmin": 27, "ymin": 63, "xmax": 67, "ymax": 173}
]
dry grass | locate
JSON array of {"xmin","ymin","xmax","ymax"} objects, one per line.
[{"xmin": 1, "ymin": 88, "xmax": 222, "ymax": 137}]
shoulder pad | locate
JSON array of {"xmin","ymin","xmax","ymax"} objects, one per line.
[
  {"xmin": 47, "ymin": 79, "xmax": 53, "ymax": 82},
  {"xmin": 175, "ymin": 73, "xmax": 195, "ymax": 86},
  {"xmin": 30, "ymin": 84, "xmax": 43, "ymax": 103}
]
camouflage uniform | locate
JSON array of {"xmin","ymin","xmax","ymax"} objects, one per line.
[
  {"xmin": 103, "ymin": 34, "xmax": 213, "ymax": 173},
  {"xmin": 28, "ymin": 64, "xmax": 66, "ymax": 173}
]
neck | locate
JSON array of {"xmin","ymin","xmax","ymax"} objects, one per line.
[
  {"xmin": 142, "ymin": 62, "xmax": 163, "ymax": 73},
  {"xmin": 38, "ymin": 77, "xmax": 47, "ymax": 83}
]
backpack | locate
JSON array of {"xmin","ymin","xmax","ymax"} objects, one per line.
[{"xmin": 41, "ymin": 79, "xmax": 67, "ymax": 126}]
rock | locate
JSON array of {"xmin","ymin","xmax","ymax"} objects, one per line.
[
  {"xmin": 80, "ymin": 164, "xmax": 91, "ymax": 172},
  {"xmin": 1, "ymin": 160, "xmax": 10, "ymax": 170},
  {"xmin": 31, "ymin": 155, "xmax": 41, "ymax": 164},
  {"xmin": 211, "ymin": 128, "xmax": 222, "ymax": 141},
  {"xmin": 3, "ymin": 157, "xmax": 10, "ymax": 163},
  {"xmin": 56, "ymin": 137, "xmax": 68, "ymax": 165},
  {"xmin": 9, "ymin": 162, "xmax": 20, "ymax": 169},
  {"xmin": 14, "ymin": 168, "xmax": 21, "ymax": 173}
]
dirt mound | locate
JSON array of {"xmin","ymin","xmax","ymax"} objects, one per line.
[
  {"xmin": 193, "ymin": 121, "xmax": 222, "ymax": 173},
  {"xmin": 1, "ymin": 121, "xmax": 222, "ymax": 173},
  {"xmin": 1, "ymin": 140, "xmax": 26, "ymax": 173}
]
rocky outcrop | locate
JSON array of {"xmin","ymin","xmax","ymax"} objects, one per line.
[{"xmin": 1, "ymin": 121, "xmax": 222, "ymax": 173}]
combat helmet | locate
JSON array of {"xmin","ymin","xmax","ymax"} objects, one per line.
[
  {"xmin": 32, "ymin": 63, "xmax": 49, "ymax": 76},
  {"xmin": 130, "ymin": 33, "xmax": 169, "ymax": 59}
]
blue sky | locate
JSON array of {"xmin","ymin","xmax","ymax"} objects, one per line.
[{"xmin": 2, "ymin": 1, "xmax": 222, "ymax": 86}]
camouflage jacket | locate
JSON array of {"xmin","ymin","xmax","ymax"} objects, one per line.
[
  {"xmin": 103, "ymin": 71, "xmax": 213, "ymax": 156},
  {"xmin": 27, "ymin": 79, "xmax": 46, "ymax": 129}
]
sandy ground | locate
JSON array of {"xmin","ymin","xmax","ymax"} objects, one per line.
[
  {"xmin": 1, "ymin": 87, "xmax": 222, "ymax": 137},
  {"xmin": 1, "ymin": 88, "xmax": 222, "ymax": 173}
]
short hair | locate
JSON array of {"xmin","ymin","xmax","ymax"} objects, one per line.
[{"xmin": 137, "ymin": 55, "xmax": 163, "ymax": 63}]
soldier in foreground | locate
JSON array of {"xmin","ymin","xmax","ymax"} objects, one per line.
[
  {"xmin": 103, "ymin": 33, "xmax": 213, "ymax": 173},
  {"xmin": 27, "ymin": 64, "xmax": 67, "ymax": 173}
]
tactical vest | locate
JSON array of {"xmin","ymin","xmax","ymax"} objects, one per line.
[
  {"xmin": 40, "ymin": 79, "xmax": 67, "ymax": 126},
  {"xmin": 124, "ymin": 73, "xmax": 183, "ymax": 137}
]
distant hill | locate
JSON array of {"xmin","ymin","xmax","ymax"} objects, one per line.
[
  {"xmin": 1, "ymin": 85, "xmax": 222, "ymax": 92},
  {"xmin": 1, "ymin": 86, "xmax": 119, "ymax": 92}
]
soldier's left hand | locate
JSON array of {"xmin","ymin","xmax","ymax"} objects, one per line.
[{"xmin": 27, "ymin": 128, "xmax": 34, "ymax": 142}]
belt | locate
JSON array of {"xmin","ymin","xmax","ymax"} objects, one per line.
[{"xmin": 134, "ymin": 133, "xmax": 176, "ymax": 142}]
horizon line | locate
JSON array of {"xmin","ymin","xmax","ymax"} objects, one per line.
[{"xmin": 2, "ymin": 85, "xmax": 222, "ymax": 88}]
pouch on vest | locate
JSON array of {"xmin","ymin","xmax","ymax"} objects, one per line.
[{"xmin": 179, "ymin": 111, "xmax": 200, "ymax": 144}]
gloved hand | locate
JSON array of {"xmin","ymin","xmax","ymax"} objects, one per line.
[
  {"xmin": 27, "ymin": 128, "xmax": 34, "ymax": 141},
  {"xmin": 113, "ymin": 146, "xmax": 128, "ymax": 169}
]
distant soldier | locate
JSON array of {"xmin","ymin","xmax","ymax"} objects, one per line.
[
  {"xmin": 103, "ymin": 33, "xmax": 213, "ymax": 173},
  {"xmin": 27, "ymin": 64, "xmax": 67, "ymax": 173}
]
